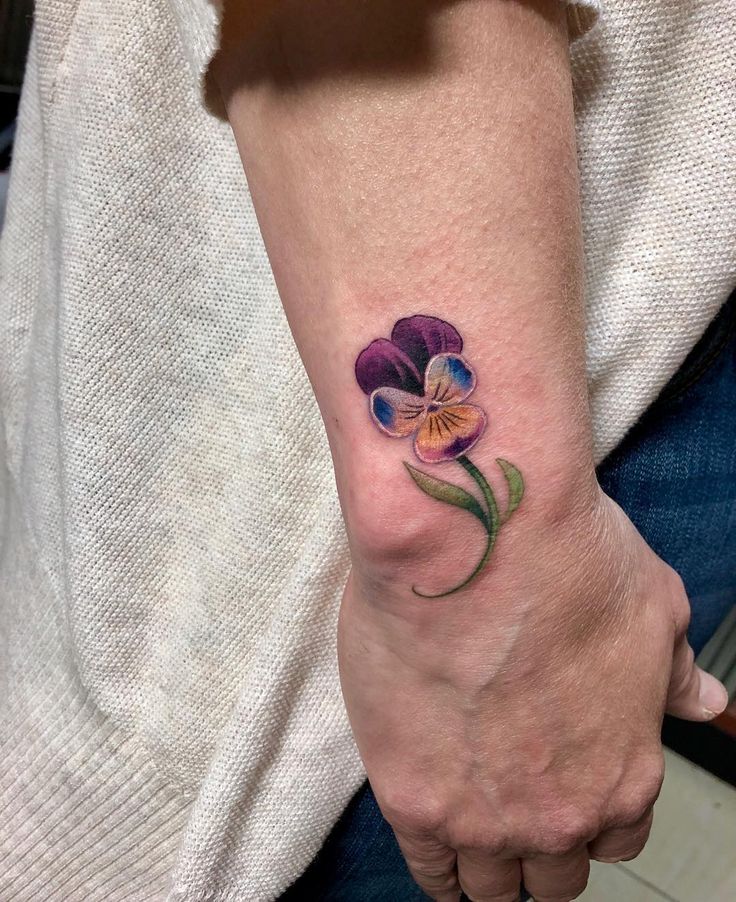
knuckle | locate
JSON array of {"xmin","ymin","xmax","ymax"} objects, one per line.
[
  {"xmin": 607, "ymin": 768, "xmax": 662, "ymax": 827},
  {"xmin": 450, "ymin": 829, "xmax": 506, "ymax": 858},
  {"xmin": 381, "ymin": 790, "xmax": 446, "ymax": 836},
  {"xmin": 636, "ymin": 758, "xmax": 665, "ymax": 802},
  {"xmin": 619, "ymin": 796, "xmax": 654, "ymax": 826},
  {"xmin": 534, "ymin": 833, "xmax": 579, "ymax": 857},
  {"xmin": 638, "ymin": 749, "xmax": 664, "ymax": 801},
  {"xmin": 643, "ymin": 769, "xmax": 665, "ymax": 805},
  {"xmin": 610, "ymin": 791, "xmax": 657, "ymax": 828},
  {"xmin": 534, "ymin": 809, "xmax": 600, "ymax": 855}
]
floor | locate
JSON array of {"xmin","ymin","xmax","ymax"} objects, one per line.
[{"xmin": 579, "ymin": 749, "xmax": 736, "ymax": 901}]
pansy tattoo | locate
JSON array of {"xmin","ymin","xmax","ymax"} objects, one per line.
[{"xmin": 355, "ymin": 315, "xmax": 524, "ymax": 597}]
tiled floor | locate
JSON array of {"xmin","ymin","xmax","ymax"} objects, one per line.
[{"xmin": 579, "ymin": 750, "xmax": 736, "ymax": 901}]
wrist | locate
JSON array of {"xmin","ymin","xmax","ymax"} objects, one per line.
[
  {"xmin": 344, "ymin": 430, "xmax": 601, "ymax": 595},
  {"xmin": 341, "ymin": 478, "xmax": 615, "ymax": 696}
]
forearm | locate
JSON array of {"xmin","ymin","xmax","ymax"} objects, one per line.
[{"xmin": 214, "ymin": 0, "xmax": 597, "ymax": 594}]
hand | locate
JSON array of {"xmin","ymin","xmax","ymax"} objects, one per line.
[{"xmin": 338, "ymin": 489, "xmax": 728, "ymax": 902}]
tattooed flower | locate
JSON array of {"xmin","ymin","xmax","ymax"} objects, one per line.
[
  {"xmin": 354, "ymin": 313, "xmax": 523, "ymax": 597},
  {"xmin": 355, "ymin": 315, "xmax": 486, "ymax": 464}
]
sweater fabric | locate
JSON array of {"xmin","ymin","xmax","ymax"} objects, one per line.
[{"xmin": 1, "ymin": 1, "xmax": 734, "ymax": 900}]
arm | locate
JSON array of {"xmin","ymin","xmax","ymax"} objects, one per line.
[{"xmin": 213, "ymin": 2, "xmax": 727, "ymax": 899}]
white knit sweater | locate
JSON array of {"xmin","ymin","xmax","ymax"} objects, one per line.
[{"xmin": 0, "ymin": 2, "xmax": 734, "ymax": 900}]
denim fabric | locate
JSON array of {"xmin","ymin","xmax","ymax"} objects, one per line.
[
  {"xmin": 599, "ymin": 292, "xmax": 736, "ymax": 655},
  {"xmin": 282, "ymin": 293, "xmax": 736, "ymax": 902}
]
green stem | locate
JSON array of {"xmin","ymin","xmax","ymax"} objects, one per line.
[
  {"xmin": 457, "ymin": 455, "xmax": 501, "ymax": 533},
  {"xmin": 412, "ymin": 454, "xmax": 500, "ymax": 599}
]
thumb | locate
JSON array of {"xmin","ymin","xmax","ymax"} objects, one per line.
[{"xmin": 666, "ymin": 634, "xmax": 729, "ymax": 722}]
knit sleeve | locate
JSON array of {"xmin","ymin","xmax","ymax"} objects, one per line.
[{"xmin": 168, "ymin": 0, "xmax": 600, "ymax": 118}]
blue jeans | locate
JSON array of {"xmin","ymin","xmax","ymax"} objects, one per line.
[{"xmin": 282, "ymin": 293, "xmax": 736, "ymax": 901}]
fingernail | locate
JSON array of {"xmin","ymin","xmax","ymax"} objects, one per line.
[{"xmin": 699, "ymin": 671, "xmax": 729, "ymax": 719}]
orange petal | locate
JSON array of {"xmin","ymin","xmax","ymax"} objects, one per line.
[{"xmin": 413, "ymin": 404, "xmax": 486, "ymax": 463}]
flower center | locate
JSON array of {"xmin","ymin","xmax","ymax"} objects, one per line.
[{"xmin": 427, "ymin": 402, "xmax": 441, "ymax": 413}]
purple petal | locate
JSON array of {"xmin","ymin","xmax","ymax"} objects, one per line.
[
  {"xmin": 391, "ymin": 315, "xmax": 463, "ymax": 375},
  {"xmin": 355, "ymin": 339, "xmax": 423, "ymax": 396}
]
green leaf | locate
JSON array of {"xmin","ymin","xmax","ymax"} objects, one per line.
[
  {"xmin": 403, "ymin": 462, "xmax": 490, "ymax": 531},
  {"xmin": 496, "ymin": 458, "xmax": 525, "ymax": 521}
]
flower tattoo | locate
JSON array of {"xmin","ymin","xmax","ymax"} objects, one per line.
[{"xmin": 355, "ymin": 315, "xmax": 524, "ymax": 597}]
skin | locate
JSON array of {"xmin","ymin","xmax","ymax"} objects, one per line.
[{"xmin": 212, "ymin": 1, "xmax": 729, "ymax": 899}]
